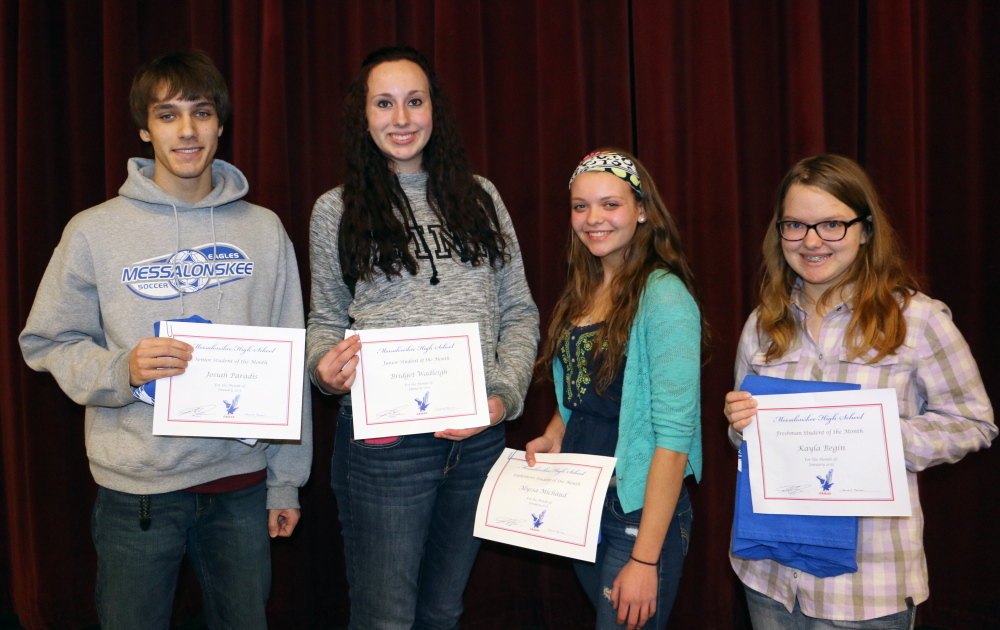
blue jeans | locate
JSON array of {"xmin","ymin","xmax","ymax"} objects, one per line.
[
  {"xmin": 332, "ymin": 406, "xmax": 505, "ymax": 630},
  {"xmin": 574, "ymin": 483, "xmax": 692, "ymax": 630},
  {"xmin": 91, "ymin": 483, "xmax": 270, "ymax": 630},
  {"xmin": 744, "ymin": 586, "xmax": 917, "ymax": 630}
]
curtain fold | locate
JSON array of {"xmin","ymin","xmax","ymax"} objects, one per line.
[
  {"xmin": 632, "ymin": 6, "xmax": 747, "ymax": 624},
  {"xmin": 2, "ymin": 2, "xmax": 997, "ymax": 628}
]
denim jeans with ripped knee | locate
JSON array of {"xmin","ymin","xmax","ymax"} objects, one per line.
[{"xmin": 573, "ymin": 483, "xmax": 692, "ymax": 630}]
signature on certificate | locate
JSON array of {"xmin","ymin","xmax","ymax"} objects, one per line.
[
  {"xmin": 777, "ymin": 484, "xmax": 812, "ymax": 495},
  {"xmin": 494, "ymin": 517, "xmax": 526, "ymax": 527},
  {"xmin": 374, "ymin": 405, "xmax": 408, "ymax": 421},
  {"xmin": 179, "ymin": 404, "xmax": 216, "ymax": 417}
]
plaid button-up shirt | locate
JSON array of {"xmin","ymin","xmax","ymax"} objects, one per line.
[{"xmin": 729, "ymin": 290, "xmax": 996, "ymax": 621}]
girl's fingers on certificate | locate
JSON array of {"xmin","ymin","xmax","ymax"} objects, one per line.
[
  {"xmin": 487, "ymin": 396, "xmax": 505, "ymax": 424},
  {"xmin": 337, "ymin": 360, "xmax": 358, "ymax": 390},
  {"xmin": 435, "ymin": 397, "xmax": 505, "ymax": 441},
  {"xmin": 526, "ymin": 408, "xmax": 566, "ymax": 466},
  {"xmin": 317, "ymin": 335, "xmax": 361, "ymax": 395},
  {"xmin": 434, "ymin": 425, "xmax": 490, "ymax": 441},
  {"xmin": 524, "ymin": 436, "xmax": 555, "ymax": 467},
  {"xmin": 724, "ymin": 391, "xmax": 757, "ymax": 433}
]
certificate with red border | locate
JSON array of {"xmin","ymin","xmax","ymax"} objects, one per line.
[
  {"xmin": 473, "ymin": 448, "xmax": 617, "ymax": 562},
  {"xmin": 348, "ymin": 323, "xmax": 490, "ymax": 439},
  {"xmin": 743, "ymin": 388, "xmax": 911, "ymax": 517},
  {"xmin": 152, "ymin": 321, "xmax": 305, "ymax": 440}
]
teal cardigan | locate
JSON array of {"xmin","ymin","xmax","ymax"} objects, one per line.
[{"xmin": 553, "ymin": 270, "xmax": 702, "ymax": 513}]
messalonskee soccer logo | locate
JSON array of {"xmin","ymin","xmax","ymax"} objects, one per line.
[{"xmin": 121, "ymin": 244, "xmax": 255, "ymax": 299}]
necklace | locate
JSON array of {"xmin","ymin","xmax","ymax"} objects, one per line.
[{"xmin": 580, "ymin": 282, "xmax": 615, "ymax": 326}]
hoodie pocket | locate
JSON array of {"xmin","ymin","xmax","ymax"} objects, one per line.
[{"xmin": 103, "ymin": 407, "xmax": 218, "ymax": 471}]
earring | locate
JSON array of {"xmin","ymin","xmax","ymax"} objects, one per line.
[{"xmin": 638, "ymin": 215, "xmax": 646, "ymax": 223}]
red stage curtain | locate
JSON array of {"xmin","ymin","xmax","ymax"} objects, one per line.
[{"xmin": 1, "ymin": 2, "xmax": 997, "ymax": 629}]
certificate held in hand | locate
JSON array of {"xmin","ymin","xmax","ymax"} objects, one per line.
[
  {"xmin": 473, "ymin": 448, "xmax": 617, "ymax": 562},
  {"xmin": 348, "ymin": 323, "xmax": 491, "ymax": 439},
  {"xmin": 152, "ymin": 321, "xmax": 305, "ymax": 441},
  {"xmin": 744, "ymin": 385, "xmax": 911, "ymax": 517}
]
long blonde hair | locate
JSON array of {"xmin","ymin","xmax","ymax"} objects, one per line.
[
  {"xmin": 537, "ymin": 149, "xmax": 705, "ymax": 393},
  {"xmin": 758, "ymin": 155, "xmax": 919, "ymax": 363}
]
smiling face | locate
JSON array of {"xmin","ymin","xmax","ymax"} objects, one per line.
[
  {"xmin": 366, "ymin": 60, "xmax": 433, "ymax": 173},
  {"xmin": 570, "ymin": 171, "xmax": 644, "ymax": 275},
  {"xmin": 139, "ymin": 83, "xmax": 222, "ymax": 203},
  {"xmin": 780, "ymin": 183, "xmax": 867, "ymax": 302}
]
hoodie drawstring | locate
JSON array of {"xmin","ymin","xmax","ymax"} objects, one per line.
[
  {"xmin": 172, "ymin": 204, "xmax": 185, "ymax": 316},
  {"xmin": 173, "ymin": 204, "xmax": 224, "ymax": 314},
  {"xmin": 210, "ymin": 206, "xmax": 223, "ymax": 311}
]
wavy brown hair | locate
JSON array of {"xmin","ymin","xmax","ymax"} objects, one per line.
[
  {"xmin": 537, "ymin": 149, "xmax": 707, "ymax": 394},
  {"xmin": 130, "ymin": 50, "xmax": 230, "ymax": 131},
  {"xmin": 758, "ymin": 154, "xmax": 919, "ymax": 363},
  {"xmin": 339, "ymin": 47, "xmax": 507, "ymax": 282}
]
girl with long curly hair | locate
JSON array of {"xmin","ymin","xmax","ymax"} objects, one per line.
[
  {"xmin": 724, "ymin": 154, "xmax": 995, "ymax": 628},
  {"xmin": 305, "ymin": 46, "xmax": 539, "ymax": 629},
  {"xmin": 527, "ymin": 150, "xmax": 705, "ymax": 630}
]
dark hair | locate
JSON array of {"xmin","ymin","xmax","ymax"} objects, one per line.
[
  {"xmin": 339, "ymin": 46, "xmax": 508, "ymax": 282},
  {"xmin": 758, "ymin": 154, "xmax": 919, "ymax": 363},
  {"xmin": 130, "ymin": 51, "xmax": 230, "ymax": 131},
  {"xmin": 537, "ymin": 148, "xmax": 708, "ymax": 393}
]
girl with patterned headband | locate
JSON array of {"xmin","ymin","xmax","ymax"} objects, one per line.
[{"xmin": 528, "ymin": 148, "xmax": 706, "ymax": 630}]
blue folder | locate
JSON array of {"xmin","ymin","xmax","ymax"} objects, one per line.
[{"xmin": 731, "ymin": 375, "xmax": 860, "ymax": 578}]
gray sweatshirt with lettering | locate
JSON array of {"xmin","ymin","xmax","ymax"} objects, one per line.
[
  {"xmin": 19, "ymin": 158, "xmax": 312, "ymax": 508},
  {"xmin": 306, "ymin": 173, "xmax": 539, "ymax": 420}
]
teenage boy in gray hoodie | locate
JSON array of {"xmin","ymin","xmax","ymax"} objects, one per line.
[{"xmin": 19, "ymin": 51, "xmax": 311, "ymax": 630}]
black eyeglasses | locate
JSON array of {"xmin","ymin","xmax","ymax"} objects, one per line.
[{"xmin": 776, "ymin": 217, "xmax": 867, "ymax": 242}]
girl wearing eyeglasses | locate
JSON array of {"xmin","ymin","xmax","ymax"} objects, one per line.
[
  {"xmin": 527, "ymin": 149, "xmax": 706, "ymax": 630},
  {"xmin": 723, "ymin": 154, "xmax": 995, "ymax": 629}
]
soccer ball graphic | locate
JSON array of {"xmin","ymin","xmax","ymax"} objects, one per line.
[{"xmin": 167, "ymin": 249, "xmax": 212, "ymax": 293}]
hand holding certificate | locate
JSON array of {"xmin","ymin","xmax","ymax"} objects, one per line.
[
  {"xmin": 152, "ymin": 321, "xmax": 305, "ymax": 440},
  {"xmin": 743, "ymin": 387, "xmax": 911, "ymax": 517},
  {"xmin": 348, "ymin": 323, "xmax": 490, "ymax": 439},
  {"xmin": 474, "ymin": 448, "xmax": 617, "ymax": 562}
]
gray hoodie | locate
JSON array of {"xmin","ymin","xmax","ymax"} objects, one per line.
[{"xmin": 19, "ymin": 158, "xmax": 311, "ymax": 508}]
